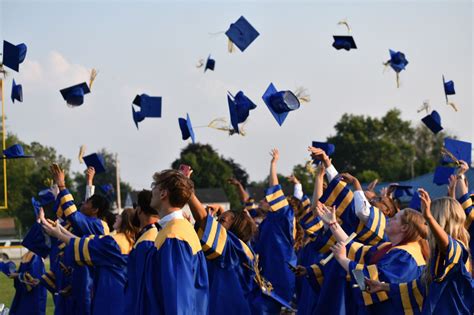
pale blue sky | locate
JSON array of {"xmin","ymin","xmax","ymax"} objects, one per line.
[{"xmin": 1, "ymin": 0, "xmax": 472, "ymax": 189}]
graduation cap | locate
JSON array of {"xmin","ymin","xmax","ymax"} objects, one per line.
[
  {"xmin": 262, "ymin": 83, "xmax": 300, "ymax": 126},
  {"xmin": 227, "ymin": 91, "xmax": 257, "ymax": 134},
  {"xmin": 205, "ymin": 55, "xmax": 215, "ymax": 72},
  {"xmin": 11, "ymin": 79, "xmax": 23, "ymax": 103},
  {"xmin": 433, "ymin": 166, "xmax": 457, "ymax": 185},
  {"xmin": 0, "ymin": 261, "xmax": 16, "ymax": 276},
  {"xmin": 82, "ymin": 153, "xmax": 106, "ymax": 174},
  {"xmin": 2, "ymin": 40, "xmax": 27, "ymax": 72},
  {"xmin": 225, "ymin": 16, "xmax": 260, "ymax": 52},
  {"xmin": 99, "ymin": 184, "xmax": 114, "ymax": 195},
  {"xmin": 60, "ymin": 82, "xmax": 90, "ymax": 107},
  {"xmin": 178, "ymin": 113, "xmax": 195, "ymax": 143},
  {"xmin": 1, "ymin": 144, "xmax": 33, "ymax": 159},
  {"xmin": 384, "ymin": 49, "xmax": 409, "ymax": 88},
  {"xmin": 421, "ymin": 110, "xmax": 443, "ymax": 134},
  {"xmin": 131, "ymin": 94, "xmax": 162, "ymax": 129},
  {"xmin": 332, "ymin": 36, "xmax": 357, "ymax": 51},
  {"xmin": 442, "ymin": 138, "xmax": 471, "ymax": 165},
  {"xmin": 311, "ymin": 141, "xmax": 335, "ymax": 164},
  {"xmin": 21, "ymin": 223, "xmax": 51, "ymax": 258},
  {"xmin": 390, "ymin": 184, "xmax": 414, "ymax": 199},
  {"xmin": 409, "ymin": 190, "xmax": 421, "ymax": 211},
  {"xmin": 31, "ymin": 197, "xmax": 42, "ymax": 218},
  {"xmin": 37, "ymin": 188, "xmax": 55, "ymax": 206},
  {"xmin": 442, "ymin": 75, "xmax": 458, "ymax": 111}
]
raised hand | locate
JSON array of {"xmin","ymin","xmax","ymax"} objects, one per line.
[
  {"xmin": 50, "ymin": 164, "xmax": 65, "ymax": 188},
  {"xmin": 307, "ymin": 146, "xmax": 328, "ymax": 162},
  {"xmin": 85, "ymin": 167, "xmax": 95, "ymax": 186},
  {"xmin": 294, "ymin": 265, "xmax": 308, "ymax": 277},
  {"xmin": 418, "ymin": 188, "xmax": 432, "ymax": 219},
  {"xmin": 364, "ymin": 278, "xmax": 389, "ymax": 293},
  {"xmin": 330, "ymin": 241, "xmax": 347, "ymax": 261},
  {"xmin": 287, "ymin": 174, "xmax": 300, "ymax": 184},
  {"xmin": 447, "ymin": 175, "xmax": 457, "ymax": 198},
  {"xmin": 270, "ymin": 148, "xmax": 279, "ymax": 164},
  {"xmin": 316, "ymin": 203, "xmax": 336, "ymax": 225},
  {"xmin": 227, "ymin": 178, "xmax": 241, "ymax": 186},
  {"xmin": 458, "ymin": 160, "xmax": 469, "ymax": 175},
  {"xmin": 339, "ymin": 173, "xmax": 358, "ymax": 185}
]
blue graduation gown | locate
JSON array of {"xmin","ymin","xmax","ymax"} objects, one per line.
[
  {"xmin": 347, "ymin": 241, "xmax": 426, "ymax": 315},
  {"xmin": 55, "ymin": 189, "xmax": 109, "ymax": 315},
  {"xmin": 10, "ymin": 252, "xmax": 47, "ymax": 315},
  {"xmin": 124, "ymin": 223, "xmax": 159, "ymax": 315},
  {"xmin": 65, "ymin": 233, "xmax": 131, "ymax": 315},
  {"xmin": 458, "ymin": 193, "xmax": 474, "ymax": 269},
  {"xmin": 144, "ymin": 218, "xmax": 209, "ymax": 315},
  {"xmin": 197, "ymin": 214, "xmax": 258, "ymax": 315},
  {"xmin": 254, "ymin": 184, "xmax": 297, "ymax": 313}
]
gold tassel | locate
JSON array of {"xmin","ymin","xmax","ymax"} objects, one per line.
[
  {"xmin": 441, "ymin": 147, "xmax": 460, "ymax": 166},
  {"xmin": 396, "ymin": 72, "xmax": 400, "ymax": 88},
  {"xmin": 196, "ymin": 59, "xmax": 204, "ymax": 68},
  {"xmin": 78, "ymin": 145, "xmax": 86, "ymax": 164},
  {"xmin": 43, "ymin": 178, "xmax": 54, "ymax": 188},
  {"xmin": 228, "ymin": 38, "xmax": 235, "ymax": 53},
  {"xmin": 417, "ymin": 100, "xmax": 430, "ymax": 114},
  {"xmin": 0, "ymin": 64, "xmax": 7, "ymax": 78},
  {"xmin": 294, "ymin": 87, "xmax": 310, "ymax": 103},
  {"xmin": 447, "ymin": 101, "xmax": 459, "ymax": 112},
  {"xmin": 243, "ymin": 255, "xmax": 274, "ymax": 293},
  {"xmin": 337, "ymin": 19, "xmax": 352, "ymax": 34},
  {"xmin": 88, "ymin": 69, "xmax": 98, "ymax": 90}
]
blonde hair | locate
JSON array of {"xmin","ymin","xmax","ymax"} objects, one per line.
[{"xmin": 422, "ymin": 197, "xmax": 470, "ymax": 285}]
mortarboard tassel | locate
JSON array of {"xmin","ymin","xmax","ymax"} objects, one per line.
[
  {"xmin": 243, "ymin": 255, "xmax": 274, "ymax": 293},
  {"xmin": 88, "ymin": 69, "xmax": 98, "ymax": 90},
  {"xmin": 294, "ymin": 87, "xmax": 311, "ymax": 103},
  {"xmin": 417, "ymin": 100, "xmax": 431, "ymax": 114},
  {"xmin": 43, "ymin": 178, "xmax": 54, "ymax": 188},
  {"xmin": 0, "ymin": 64, "xmax": 8, "ymax": 78},
  {"xmin": 447, "ymin": 101, "xmax": 459, "ymax": 112},
  {"xmin": 228, "ymin": 38, "xmax": 235, "ymax": 53},
  {"xmin": 196, "ymin": 59, "xmax": 204, "ymax": 68},
  {"xmin": 441, "ymin": 147, "xmax": 461, "ymax": 166},
  {"xmin": 305, "ymin": 160, "xmax": 317, "ymax": 178},
  {"xmin": 396, "ymin": 72, "xmax": 400, "ymax": 88},
  {"xmin": 78, "ymin": 145, "xmax": 86, "ymax": 164},
  {"xmin": 337, "ymin": 19, "xmax": 352, "ymax": 34}
]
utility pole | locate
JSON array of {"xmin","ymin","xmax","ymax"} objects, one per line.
[{"xmin": 115, "ymin": 153, "xmax": 121, "ymax": 213}]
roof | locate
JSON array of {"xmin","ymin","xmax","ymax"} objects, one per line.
[{"xmin": 195, "ymin": 188, "xmax": 228, "ymax": 203}]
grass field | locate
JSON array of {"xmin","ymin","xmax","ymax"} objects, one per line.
[{"xmin": 0, "ymin": 261, "xmax": 54, "ymax": 315}]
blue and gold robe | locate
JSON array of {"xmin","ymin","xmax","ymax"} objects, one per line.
[
  {"xmin": 10, "ymin": 251, "xmax": 47, "ymax": 315},
  {"xmin": 64, "ymin": 233, "xmax": 131, "ymax": 315},
  {"xmin": 144, "ymin": 218, "xmax": 209, "ymax": 315},
  {"xmin": 124, "ymin": 223, "xmax": 159, "ymax": 315}
]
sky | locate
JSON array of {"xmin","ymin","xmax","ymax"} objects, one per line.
[{"xmin": 0, "ymin": 0, "xmax": 472, "ymax": 190}]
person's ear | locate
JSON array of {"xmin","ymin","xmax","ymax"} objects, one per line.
[
  {"xmin": 401, "ymin": 224, "xmax": 408, "ymax": 232},
  {"xmin": 160, "ymin": 189, "xmax": 168, "ymax": 200}
]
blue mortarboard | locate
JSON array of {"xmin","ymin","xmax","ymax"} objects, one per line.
[
  {"xmin": 225, "ymin": 16, "xmax": 260, "ymax": 52},
  {"xmin": 442, "ymin": 75, "xmax": 456, "ymax": 105},
  {"xmin": 388, "ymin": 49, "xmax": 409, "ymax": 73},
  {"xmin": 82, "ymin": 153, "xmax": 106, "ymax": 174},
  {"xmin": 32, "ymin": 197, "xmax": 41, "ymax": 218},
  {"xmin": 311, "ymin": 141, "xmax": 335, "ymax": 165},
  {"xmin": 38, "ymin": 188, "xmax": 55, "ymax": 206},
  {"xmin": 132, "ymin": 94, "xmax": 162, "ymax": 129},
  {"xmin": 0, "ymin": 261, "xmax": 16, "ymax": 276},
  {"xmin": 205, "ymin": 55, "xmax": 215, "ymax": 72},
  {"xmin": 227, "ymin": 91, "xmax": 257, "ymax": 133},
  {"xmin": 261, "ymin": 288, "xmax": 295, "ymax": 312},
  {"xmin": 60, "ymin": 82, "xmax": 90, "ymax": 106},
  {"xmin": 262, "ymin": 83, "xmax": 300, "ymax": 126},
  {"xmin": 433, "ymin": 166, "xmax": 457, "ymax": 185},
  {"xmin": 421, "ymin": 110, "xmax": 443, "ymax": 134},
  {"xmin": 409, "ymin": 190, "xmax": 421, "ymax": 211},
  {"xmin": 390, "ymin": 184, "xmax": 414, "ymax": 199},
  {"xmin": 332, "ymin": 36, "xmax": 357, "ymax": 51},
  {"xmin": 2, "ymin": 40, "xmax": 27, "ymax": 72},
  {"xmin": 11, "ymin": 79, "xmax": 23, "ymax": 103},
  {"xmin": 21, "ymin": 223, "xmax": 51, "ymax": 258},
  {"xmin": 100, "ymin": 184, "xmax": 114, "ymax": 194},
  {"xmin": 1, "ymin": 144, "xmax": 33, "ymax": 159},
  {"xmin": 442, "ymin": 138, "xmax": 472, "ymax": 165},
  {"xmin": 178, "ymin": 113, "xmax": 195, "ymax": 144}
]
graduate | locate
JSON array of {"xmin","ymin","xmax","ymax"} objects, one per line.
[
  {"xmin": 144, "ymin": 169, "xmax": 209, "ymax": 314},
  {"xmin": 124, "ymin": 190, "xmax": 160, "ymax": 314},
  {"xmin": 41, "ymin": 207, "xmax": 137, "ymax": 315},
  {"xmin": 8, "ymin": 251, "xmax": 47, "ymax": 315},
  {"xmin": 253, "ymin": 148, "xmax": 297, "ymax": 314},
  {"xmin": 186, "ymin": 170, "xmax": 269, "ymax": 314},
  {"xmin": 324, "ymin": 202, "xmax": 429, "ymax": 315},
  {"xmin": 367, "ymin": 189, "xmax": 473, "ymax": 314}
]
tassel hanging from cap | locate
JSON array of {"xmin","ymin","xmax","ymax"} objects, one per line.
[
  {"xmin": 294, "ymin": 87, "xmax": 311, "ymax": 103},
  {"xmin": 88, "ymin": 69, "xmax": 98, "ymax": 90},
  {"xmin": 337, "ymin": 19, "xmax": 352, "ymax": 34},
  {"xmin": 196, "ymin": 59, "xmax": 204, "ymax": 69},
  {"xmin": 447, "ymin": 101, "xmax": 459, "ymax": 112},
  {"xmin": 396, "ymin": 72, "xmax": 400, "ymax": 88},
  {"xmin": 417, "ymin": 100, "xmax": 431, "ymax": 114},
  {"xmin": 228, "ymin": 38, "xmax": 235, "ymax": 53},
  {"xmin": 78, "ymin": 145, "xmax": 86, "ymax": 164}
]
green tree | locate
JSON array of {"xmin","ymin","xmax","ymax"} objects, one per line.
[
  {"xmin": 171, "ymin": 144, "xmax": 250, "ymax": 209},
  {"xmin": 73, "ymin": 149, "xmax": 133, "ymax": 208},
  {"xmin": 326, "ymin": 109, "xmax": 451, "ymax": 182}
]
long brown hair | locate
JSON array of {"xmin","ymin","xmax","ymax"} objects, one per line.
[
  {"xmin": 399, "ymin": 208, "xmax": 430, "ymax": 261},
  {"xmin": 117, "ymin": 207, "xmax": 140, "ymax": 247},
  {"xmin": 228, "ymin": 210, "xmax": 257, "ymax": 243}
]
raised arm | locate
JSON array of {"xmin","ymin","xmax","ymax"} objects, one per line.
[
  {"xmin": 454, "ymin": 161, "xmax": 469, "ymax": 199},
  {"xmin": 187, "ymin": 193, "xmax": 207, "ymax": 228},
  {"xmin": 419, "ymin": 188, "xmax": 449, "ymax": 253},
  {"xmin": 311, "ymin": 163, "xmax": 326, "ymax": 213},
  {"xmin": 85, "ymin": 166, "xmax": 96, "ymax": 200},
  {"xmin": 316, "ymin": 203, "xmax": 349, "ymax": 243},
  {"xmin": 339, "ymin": 173, "xmax": 371, "ymax": 223},
  {"xmin": 227, "ymin": 178, "xmax": 250, "ymax": 203},
  {"xmin": 308, "ymin": 146, "xmax": 337, "ymax": 182},
  {"xmin": 269, "ymin": 148, "xmax": 279, "ymax": 187}
]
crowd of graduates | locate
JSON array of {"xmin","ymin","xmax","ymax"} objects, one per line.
[{"xmin": 0, "ymin": 144, "xmax": 473, "ymax": 315}]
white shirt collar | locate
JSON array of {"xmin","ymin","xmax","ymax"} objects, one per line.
[{"xmin": 158, "ymin": 210, "xmax": 184, "ymax": 229}]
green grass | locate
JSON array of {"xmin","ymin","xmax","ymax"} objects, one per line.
[{"xmin": 0, "ymin": 261, "xmax": 54, "ymax": 315}]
